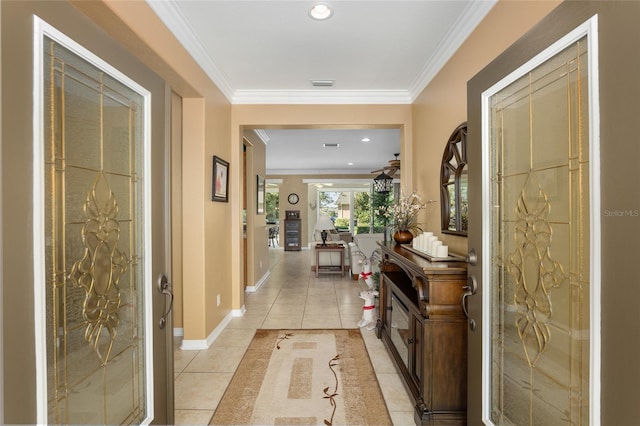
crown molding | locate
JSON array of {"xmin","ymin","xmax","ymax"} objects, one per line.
[
  {"xmin": 268, "ymin": 168, "xmax": 376, "ymax": 175},
  {"xmin": 148, "ymin": 0, "xmax": 496, "ymax": 105},
  {"xmin": 253, "ymin": 129, "xmax": 270, "ymax": 145},
  {"xmin": 408, "ymin": 0, "xmax": 497, "ymax": 101},
  {"xmin": 303, "ymin": 178, "xmax": 373, "ymax": 184},
  {"xmin": 233, "ymin": 89, "xmax": 412, "ymax": 105},
  {"xmin": 146, "ymin": 0, "xmax": 235, "ymax": 102}
]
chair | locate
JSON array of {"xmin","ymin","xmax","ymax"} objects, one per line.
[{"xmin": 268, "ymin": 226, "xmax": 279, "ymax": 247}]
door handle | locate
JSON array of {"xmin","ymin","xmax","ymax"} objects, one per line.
[
  {"xmin": 466, "ymin": 248, "xmax": 477, "ymax": 266},
  {"xmin": 157, "ymin": 273, "xmax": 174, "ymax": 330},
  {"xmin": 462, "ymin": 275, "xmax": 477, "ymax": 331}
]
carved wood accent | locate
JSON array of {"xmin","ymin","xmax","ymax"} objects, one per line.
[{"xmin": 376, "ymin": 242, "xmax": 468, "ymax": 425}]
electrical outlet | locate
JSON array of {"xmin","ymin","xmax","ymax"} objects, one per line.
[
  {"xmin": 260, "ymin": 260, "xmax": 263, "ymax": 269},
  {"xmin": 216, "ymin": 294, "xmax": 221, "ymax": 306}
]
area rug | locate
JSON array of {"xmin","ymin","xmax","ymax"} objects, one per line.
[{"xmin": 209, "ymin": 329, "xmax": 392, "ymax": 426}]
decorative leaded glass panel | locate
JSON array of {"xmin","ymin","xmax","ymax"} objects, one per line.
[
  {"xmin": 43, "ymin": 36, "xmax": 147, "ymax": 424},
  {"xmin": 488, "ymin": 37, "xmax": 590, "ymax": 425}
]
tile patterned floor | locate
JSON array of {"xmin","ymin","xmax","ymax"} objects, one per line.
[{"xmin": 174, "ymin": 248, "xmax": 415, "ymax": 425}]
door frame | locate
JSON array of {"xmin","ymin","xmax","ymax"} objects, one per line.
[
  {"xmin": 479, "ymin": 15, "xmax": 601, "ymax": 424},
  {"xmin": 32, "ymin": 17, "xmax": 155, "ymax": 424}
]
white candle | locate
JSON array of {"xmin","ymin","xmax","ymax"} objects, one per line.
[
  {"xmin": 437, "ymin": 245, "xmax": 449, "ymax": 258},
  {"xmin": 419, "ymin": 235, "xmax": 428, "ymax": 252},
  {"xmin": 425, "ymin": 236, "xmax": 437, "ymax": 253},
  {"xmin": 431, "ymin": 240, "xmax": 442, "ymax": 255}
]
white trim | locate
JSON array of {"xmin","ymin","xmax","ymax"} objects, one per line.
[
  {"xmin": 145, "ymin": 0, "xmax": 234, "ymax": 101},
  {"xmin": 232, "ymin": 305, "xmax": 247, "ymax": 317},
  {"xmin": 146, "ymin": 0, "xmax": 495, "ymax": 105},
  {"xmin": 32, "ymin": 17, "xmax": 48, "ymax": 423},
  {"xmin": 179, "ymin": 339, "xmax": 210, "ymax": 351},
  {"xmin": 269, "ymin": 168, "xmax": 381, "ymax": 175},
  {"xmin": 179, "ymin": 311, "xmax": 233, "ymax": 350},
  {"xmin": 253, "ymin": 129, "xmax": 270, "ymax": 145},
  {"xmin": 0, "ymin": 1, "xmax": 4, "ymax": 420},
  {"xmin": 232, "ymin": 89, "xmax": 412, "ymax": 105},
  {"xmin": 141, "ymin": 54, "xmax": 155, "ymax": 426},
  {"xmin": 586, "ymin": 16, "xmax": 602, "ymax": 425},
  {"xmin": 480, "ymin": 88, "xmax": 491, "ymax": 425},
  {"xmin": 408, "ymin": 0, "xmax": 497, "ymax": 102},
  {"xmin": 302, "ymin": 178, "xmax": 374, "ymax": 185},
  {"xmin": 245, "ymin": 271, "xmax": 270, "ymax": 293},
  {"xmin": 480, "ymin": 15, "xmax": 600, "ymax": 425},
  {"xmin": 33, "ymin": 17, "xmax": 155, "ymax": 425}
]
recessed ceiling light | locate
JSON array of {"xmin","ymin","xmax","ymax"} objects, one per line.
[
  {"xmin": 309, "ymin": 3, "xmax": 333, "ymax": 20},
  {"xmin": 361, "ymin": 137, "xmax": 370, "ymax": 142},
  {"xmin": 347, "ymin": 162, "xmax": 354, "ymax": 166}
]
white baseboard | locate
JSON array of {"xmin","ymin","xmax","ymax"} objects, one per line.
[
  {"xmin": 179, "ymin": 311, "xmax": 233, "ymax": 350},
  {"xmin": 245, "ymin": 270, "xmax": 270, "ymax": 293},
  {"xmin": 232, "ymin": 305, "xmax": 247, "ymax": 317}
]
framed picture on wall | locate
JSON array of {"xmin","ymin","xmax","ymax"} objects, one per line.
[
  {"xmin": 257, "ymin": 174, "xmax": 265, "ymax": 214},
  {"xmin": 212, "ymin": 155, "xmax": 229, "ymax": 202}
]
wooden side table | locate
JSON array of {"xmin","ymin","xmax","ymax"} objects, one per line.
[{"xmin": 315, "ymin": 243, "xmax": 345, "ymax": 277}]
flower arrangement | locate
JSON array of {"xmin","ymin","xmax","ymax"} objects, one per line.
[{"xmin": 377, "ymin": 191, "xmax": 434, "ymax": 235}]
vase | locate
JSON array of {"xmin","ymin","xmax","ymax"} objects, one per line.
[{"xmin": 393, "ymin": 230, "xmax": 413, "ymax": 245}]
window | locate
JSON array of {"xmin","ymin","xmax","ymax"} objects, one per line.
[
  {"xmin": 265, "ymin": 189, "xmax": 279, "ymax": 224},
  {"xmin": 316, "ymin": 185, "xmax": 394, "ymax": 234}
]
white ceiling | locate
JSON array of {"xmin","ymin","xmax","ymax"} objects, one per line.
[
  {"xmin": 147, "ymin": 0, "xmax": 496, "ymax": 175},
  {"xmin": 256, "ymin": 127, "xmax": 401, "ymax": 175}
]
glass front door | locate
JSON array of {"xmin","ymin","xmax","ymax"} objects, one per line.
[
  {"xmin": 482, "ymin": 26, "xmax": 596, "ymax": 425},
  {"xmin": 40, "ymin": 28, "xmax": 153, "ymax": 424}
]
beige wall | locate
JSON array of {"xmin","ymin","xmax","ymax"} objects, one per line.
[
  {"xmin": 411, "ymin": 0, "xmax": 561, "ymax": 256},
  {"xmin": 230, "ymin": 104, "xmax": 412, "ymax": 310},
  {"xmin": 2, "ymin": 0, "xmax": 565, "ymax": 374},
  {"xmin": 202, "ymin": 100, "xmax": 233, "ymax": 337},
  {"xmin": 78, "ymin": 0, "xmax": 234, "ymax": 341},
  {"xmin": 173, "ymin": 97, "xmax": 233, "ymax": 341},
  {"xmin": 243, "ymin": 130, "xmax": 269, "ymax": 287},
  {"xmin": 72, "ymin": 0, "xmax": 561, "ymax": 343}
]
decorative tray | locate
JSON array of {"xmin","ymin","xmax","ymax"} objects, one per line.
[{"xmin": 401, "ymin": 244, "xmax": 466, "ymax": 262}]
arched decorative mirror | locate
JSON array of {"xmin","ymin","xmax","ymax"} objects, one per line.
[{"xmin": 440, "ymin": 122, "xmax": 468, "ymax": 236}]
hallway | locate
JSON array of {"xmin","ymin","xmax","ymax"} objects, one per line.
[{"xmin": 174, "ymin": 247, "xmax": 414, "ymax": 425}]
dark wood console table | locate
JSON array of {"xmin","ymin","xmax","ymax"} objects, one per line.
[
  {"xmin": 376, "ymin": 242, "xmax": 468, "ymax": 425},
  {"xmin": 315, "ymin": 243, "xmax": 345, "ymax": 277}
]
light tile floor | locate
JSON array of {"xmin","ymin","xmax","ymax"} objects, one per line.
[{"xmin": 174, "ymin": 247, "xmax": 415, "ymax": 425}]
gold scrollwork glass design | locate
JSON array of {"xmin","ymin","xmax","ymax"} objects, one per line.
[
  {"xmin": 43, "ymin": 35, "xmax": 146, "ymax": 424},
  {"xmin": 505, "ymin": 173, "xmax": 568, "ymax": 366},
  {"xmin": 489, "ymin": 36, "xmax": 590, "ymax": 424},
  {"xmin": 69, "ymin": 172, "xmax": 129, "ymax": 365}
]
